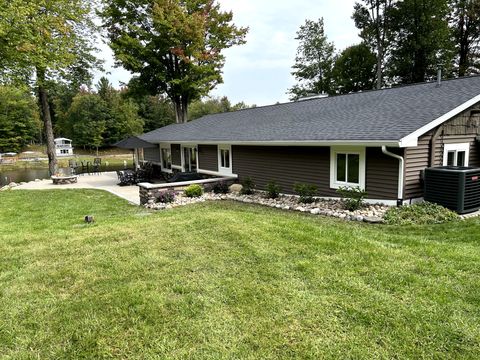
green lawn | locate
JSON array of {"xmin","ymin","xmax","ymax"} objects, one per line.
[{"xmin": 1, "ymin": 190, "xmax": 480, "ymax": 359}]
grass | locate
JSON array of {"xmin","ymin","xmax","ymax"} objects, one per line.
[
  {"xmin": 1, "ymin": 190, "xmax": 480, "ymax": 359},
  {"xmin": 0, "ymin": 155, "xmax": 133, "ymax": 171}
]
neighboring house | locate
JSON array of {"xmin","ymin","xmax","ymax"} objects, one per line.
[
  {"xmin": 138, "ymin": 76, "xmax": 480, "ymax": 205},
  {"xmin": 54, "ymin": 138, "xmax": 74, "ymax": 157}
]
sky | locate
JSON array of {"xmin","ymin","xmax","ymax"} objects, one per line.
[{"xmin": 95, "ymin": 0, "xmax": 360, "ymax": 106}]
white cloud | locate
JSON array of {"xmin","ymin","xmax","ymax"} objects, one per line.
[{"xmin": 95, "ymin": 0, "xmax": 360, "ymax": 105}]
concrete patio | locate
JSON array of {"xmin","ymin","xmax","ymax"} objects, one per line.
[{"xmin": 13, "ymin": 172, "xmax": 140, "ymax": 205}]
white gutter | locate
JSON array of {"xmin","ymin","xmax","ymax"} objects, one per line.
[
  {"xmin": 382, "ymin": 146, "xmax": 404, "ymax": 206},
  {"xmin": 150, "ymin": 140, "xmax": 401, "ymax": 147}
]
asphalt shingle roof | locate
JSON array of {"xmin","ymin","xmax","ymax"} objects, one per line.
[{"xmin": 140, "ymin": 76, "xmax": 480, "ymax": 144}]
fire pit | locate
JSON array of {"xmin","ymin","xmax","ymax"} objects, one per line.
[{"xmin": 51, "ymin": 175, "xmax": 78, "ymax": 185}]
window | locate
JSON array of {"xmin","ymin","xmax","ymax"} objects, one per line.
[
  {"xmin": 160, "ymin": 146, "xmax": 172, "ymax": 171},
  {"xmin": 182, "ymin": 146, "xmax": 197, "ymax": 172},
  {"xmin": 443, "ymin": 143, "xmax": 469, "ymax": 167},
  {"xmin": 330, "ymin": 147, "xmax": 366, "ymax": 189},
  {"xmin": 218, "ymin": 145, "xmax": 232, "ymax": 174}
]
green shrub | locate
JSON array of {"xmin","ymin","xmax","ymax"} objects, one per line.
[
  {"xmin": 293, "ymin": 183, "xmax": 318, "ymax": 204},
  {"xmin": 336, "ymin": 186, "xmax": 367, "ymax": 211},
  {"xmin": 384, "ymin": 202, "xmax": 460, "ymax": 225},
  {"xmin": 205, "ymin": 181, "xmax": 229, "ymax": 194},
  {"xmin": 240, "ymin": 176, "xmax": 255, "ymax": 195},
  {"xmin": 265, "ymin": 180, "xmax": 282, "ymax": 199},
  {"xmin": 184, "ymin": 184, "xmax": 203, "ymax": 198},
  {"xmin": 214, "ymin": 181, "xmax": 229, "ymax": 194}
]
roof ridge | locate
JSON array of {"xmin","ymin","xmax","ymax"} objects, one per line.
[{"xmin": 200, "ymin": 74, "xmax": 480, "ymax": 120}]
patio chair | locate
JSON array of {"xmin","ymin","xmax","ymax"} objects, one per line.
[
  {"xmin": 92, "ymin": 158, "xmax": 101, "ymax": 174},
  {"xmin": 68, "ymin": 160, "xmax": 78, "ymax": 175},
  {"xmin": 117, "ymin": 170, "xmax": 136, "ymax": 186},
  {"xmin": 136, "ymin": 162, "xmax": 154, "ymax": 183},
  {"xmin": 80, "ymin": 160, "xmax": 89, "ymax": 175}
]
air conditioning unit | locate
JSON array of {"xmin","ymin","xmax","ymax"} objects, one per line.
[{"xmin": 424, "ymin": 166, "xmax": 480, "ymax": 214}]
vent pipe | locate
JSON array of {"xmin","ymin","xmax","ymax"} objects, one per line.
[{"xmin": 437, "ymin": 64, "xmax": 443, "ymax": 87}]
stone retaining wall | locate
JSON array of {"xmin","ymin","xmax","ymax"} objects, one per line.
[{"xmin": 138, "ymin": 176, "xmax": 236, "ymax": 205}]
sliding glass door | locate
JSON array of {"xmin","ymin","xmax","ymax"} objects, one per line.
[{"xmin": 182, "ymin": 146, "xmax": 197, "ymax": 172}]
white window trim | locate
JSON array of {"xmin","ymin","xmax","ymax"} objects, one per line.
[
  {"xmin": 181, "ymin": 144, "xmax": 198, "ymax": 172},
  {"xmin": 443, "ymin": 143, "xmax": 470, "ymax": 166},
  {"xmin": 217, "ymin": 145, "xmax": 233, "ymax": 175},
  {"xmin": 330, "ymin": 146, "xmax": 366, "ymax": 190},
  {"xmin": 160, "ymin": 143, "xmax": 172, "ymax": 173}
]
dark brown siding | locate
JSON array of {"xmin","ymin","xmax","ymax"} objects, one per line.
[
  {"xmin": 198, "ymin": 145, "xmax": 218, "ymax": 172},
  {"xmin": 404, "ymin": 133, "xmax": 431, "ymax": 199},
  {"xmin": 404, "ymin": 102, "xmax": 480, "ymax": 199},
  {"xmin": 232, "ymin": 146, "xmax": 400, "ymax": 199},
  {"xmin": 366, "ymin": 147, "xmax": 401, "ymax": 200},
  {"xmin": 232, "ymin": 145, "xmax": 335, "ymax": 196},
  {"xmin": 171, "ymin": 144, "xmax": 181, "ymax": 166},
  {"xmin": 144, "ymin": 146, "xmax": 160, "ymax": 163}
]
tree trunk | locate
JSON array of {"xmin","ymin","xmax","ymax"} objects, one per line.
[
  {"xmin": 173, "ymin": 96, "xmax": 189, "ymax": 123},
  {"xmin": 375, "ymin": 2, "xmax": 383, "ymax": 90},
  {"xmin": 376, "ymin": 44, "xmax": 383, "ymax": 89},
  {"xmin": 36, "ymin": 68, "xmax": 57, "ymax": 175}
]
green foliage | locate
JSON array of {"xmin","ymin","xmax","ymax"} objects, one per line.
[
  {"xmin": 293, "ymin": 183, "xmax": 318, "ymax": 204},
  {"xmin": 184, "ymin": 184, "xmax": 203, "ymax": 198},
  {"xmin": 449, "ymin": 0, "xmax": 480, "ymax": 76},
  {"xmin": 336, "ymin": 186, "xmax": 368, "ymax": 211},
  {"xmin": 388, "ymin": 0, "xmax": 454, "ymax": 83},
  {"xmin": 384, "ymin": 202, "xmax": 460, "ymax": 225},
  {"xmin": 0, "ymin": 0, "xmax": 100, "ymax": 174},
  {"xmin": 1, "ymin": 190, "xmax": 480, "ymax": 358},
  {"xmin": 352, "ymin": 0, "xmax": 395, "ymax": 89},
  {"xmin": 265, "ymin": 181, "xmax": 282, "ymax": 199},
  {"xmin": 209, "ymin": 181, "xmax": 229, "ymax": 194},
  {"xmin": 240, "ymin": 177, "xmax": 255, "ymax": 195},
  {"xmin": 67, "ymin": 93, "xmax": 109, "ymax": 150},
  {"xmin": 332, "ymin": 44, "xmax": 376, "ymax": 94},
  {"xmin": 101, "ymin": 0, "xmax": 248, "ymax": 123},
  {"xmin": 289, "ymin": 18, "xmax": 336, "ymax": 99},
  {"xmin": 0, "ymin": 86, "xmax": 41, "ymax": 152},
  {"xmin": 188, "ymin": 96, "xmax": 252, "ymax": 121},
  {"xmin": 134, "ymin": 95, "xmax": 176, "ymax": 133},
  {"xmin": 106, "ymin": 94, "xmax": 144, "ymax": 145}
]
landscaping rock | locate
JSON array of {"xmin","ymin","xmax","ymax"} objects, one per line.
[
  {"xmin": 8, "ymin": 182, "xmax": 18, "ymax": 188},
  {"xmin": 229, "ymin": 183, "xmax": 243, "ymax": 194},
  {"xmin": 144, "ymin": 190, "xmax": 389, "ymax": 223},
  {"xmin": 364, "ymin": 216, "xmax": 384, "ymax": 224}
]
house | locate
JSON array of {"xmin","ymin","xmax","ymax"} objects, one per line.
[
  {"xmin": 137, "ymin": 76, "xmax": 480, "ymax": 205},
  {"xmin": 54, "ymin": 138, "xmax": 74, "ymax": 157}
]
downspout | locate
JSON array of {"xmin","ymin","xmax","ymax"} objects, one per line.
[
  {"xmin": 429, "ymin": 126, "xmax": 443, "ymax": 167},
  {"xmin": 382, "ymin": 146, "xmax": 404, "ymax": 207}
]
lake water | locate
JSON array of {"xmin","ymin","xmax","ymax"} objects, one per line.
[{"xmin": 0, "ymin": 165, "xmax": 132, "ymax": 187}]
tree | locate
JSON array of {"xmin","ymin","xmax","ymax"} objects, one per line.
[
  {"xmin": 188, "ymin": 96, "xmax": 250, "ymax": 120},
  {"xmin": 353, "ymin": 0, "xmax": 395, "ymax": 89},
  {"xmin": 105, "ymin": 94, "xmax": 144, "ymax": 145},
  {"xmin": 101, "ymin": 0, "xmax": 248, "ymax": 123},
  {"xmin": 0, "ymin": 86, "xmax": 42, "ymax": 152},
  {"xmin": 67, "ymin": 93, "xmax": 108, "ymax": 153},
  {"xmin": 97, "ymin": 76, "xmax": 116, "ymax": 104},
  {"xmin": 449, "ymin": 0, "xmax": 480, "ymax": 76},
  {"xmin": 332, "ymin": 44, "xmax": 377, "ymax": 94},
  {"xmin": 0, "ymin": 0, "xmax": 99, "ymax": 174},
  {"xmin": 288, "ymin": 18, "xmax": 336, "ymax": 99},
  {"xmin": 135, "ymin": 95, "xmax": 176, "ymax": 132},
  {"xmin": 388, "ymin": 0, "xmax": 453, "ymax": 84}
]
